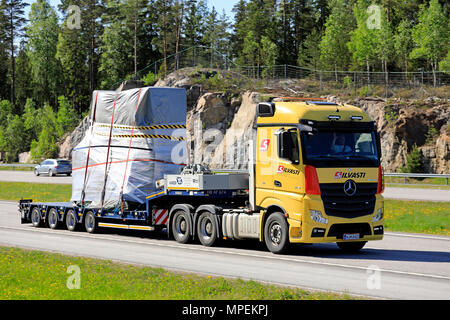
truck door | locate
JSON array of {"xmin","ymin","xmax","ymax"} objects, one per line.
[
  {"xmin": 255, "ymin": 126, "xmax": 276, "ymax": 204},
  {"xmin": 274, "ymin": 128, "xmax": 303, "ymax": 196}
]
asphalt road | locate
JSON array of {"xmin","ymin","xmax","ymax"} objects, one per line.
[
  {"xmin": 0, "ymin": 200, "xmax": 449, "ymax": 300},
  {"xmin": 1, "ymin": 171, "xmax": 449, "ymax": 202},
  {"xmin": 0, "ymin": 170, "xmax": 72, "ymax": 185}
]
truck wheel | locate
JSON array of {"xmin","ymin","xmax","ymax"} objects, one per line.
[
  {"xmin": 264, "ymin": 212, "xmax": 289, "ymax": 254},
  {"xmin": 197, "ymin": 212, "xmax": 217, "ymax": 247},
  {"xmin": 31, "ymin": 207, "xmax": 43, "ymax": 228},
  {"xmin": 171, "ymin": 210, "xmax": 191, "ymax": 244},
  {"xmin": 65, "ymin": 209, "xmax": 78, "ymax": 232},
  {"xmin": 337, "ymin": 241, "xmax": 367, "ymax": 253},
  {"xmin": 84, "ymin": 211, "xmax": 97, "ymax": 233},
  {"xmin": 47, "ymin": 208, "xmax": 61, "ymax": 229}
]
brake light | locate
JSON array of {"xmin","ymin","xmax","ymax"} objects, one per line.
[
  {"xmin": 377, "ymin": 166, "xmax": 385, "ymax": 194},
  {"xmin": 305, "ymin": 165, "xmax": 321, "ymax": 195}
]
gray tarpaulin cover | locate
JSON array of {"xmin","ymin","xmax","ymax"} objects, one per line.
[{"xmin": 71, "ymin": 87, "xmax": 187, "ymax": 208}]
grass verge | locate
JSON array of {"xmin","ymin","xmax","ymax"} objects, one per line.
[
  {"xmin": 0, "ymin": 181, "xmax": 72, "ymax": 202},
  {"xmin": 384, "ymin": 200, "xmax": 450, "ymax": 235},
  {"xmin": 0, "ymin": 246, "xmax": 353, "ymax": 300}
]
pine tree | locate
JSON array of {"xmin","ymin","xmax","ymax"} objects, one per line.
[
  {"xmin": 13, "ymin": 41, "xmax": 32, "ymax": 111},
  {"xmin": 0, "ymin": 7, "xmax": 9, "ymax": 101},
  {"xmin": 0, "ymin": 0, "xmax": 29, "ymax": 106}
]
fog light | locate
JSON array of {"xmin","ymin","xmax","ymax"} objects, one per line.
[
  {"xmin": 373, "ymin": 208, "xmax": 384, "ymax": 223},
  {"xmin": 310, "ymin": 210, "xmax": 328, "ymax": 225}
]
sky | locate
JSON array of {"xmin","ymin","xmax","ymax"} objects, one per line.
[{"xmin": 24, "ymin": 0, "xmax": 240, "ymax": 20}]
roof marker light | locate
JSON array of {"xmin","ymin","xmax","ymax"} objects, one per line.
[
  {"xmin": 351, "ymin": 116, "xmax": 363, "ymax": 121},
  {"xmin": 328, "ymin": 115, "xmax": 341, "ymax": 121}
]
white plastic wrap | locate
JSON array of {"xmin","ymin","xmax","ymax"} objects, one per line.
[{"xmin": 71, "ymin": 87, "xmax": 187, "ymax": 208}]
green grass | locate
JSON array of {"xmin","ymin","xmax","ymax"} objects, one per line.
[
  {"xmin": 0, "ymin": 181, "xmax": 72, "ymax": 202},
  {"xmin": 384, "ymin": 200, "xmax": 450, "ymax": 235},
  {"xmin": 0, "ymin": 246, "xmax": 353, "ymax": 300}
]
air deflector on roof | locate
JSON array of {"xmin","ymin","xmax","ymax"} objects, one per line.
[{"xmin": 306, "ymin": 101, "xmax": 338, "ymax": 106}]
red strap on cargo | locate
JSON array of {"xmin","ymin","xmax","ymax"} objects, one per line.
[
  {"xmin": 120, "ymin": 88, "xmax": 142, "ymax": 212},
  {"xmin": 100, "ymin": 93, "xmax": 118, "ymax": 210},
  {"xmin": 80, "ymin": 92, "xmax": 99, "ymax": 207}
]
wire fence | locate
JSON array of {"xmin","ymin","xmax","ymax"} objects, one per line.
[{"xmin": 112, "ymin": 46, "xmax": 450, "ymax": 90}]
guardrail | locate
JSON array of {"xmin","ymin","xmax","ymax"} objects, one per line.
[{"xmin": 385, "ymin": 173, "xmax": 450, "ymax": 185}]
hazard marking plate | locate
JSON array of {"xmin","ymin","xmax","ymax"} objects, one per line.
[{"xmin": 343, "ymin": 233, "xmax": 360, "ymax": 240}]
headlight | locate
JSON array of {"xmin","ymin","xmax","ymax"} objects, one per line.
[
  {"xmin": 310, "ymin": 210, "xmax": 328, "ymax": 225},
  {"xmin": 373, "ymin": 208, "xmax": 384, "ymax": 223}
]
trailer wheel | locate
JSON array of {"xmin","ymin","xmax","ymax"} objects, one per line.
[
  {"xmin": 264, "ymin": 212, "xmax": 289, "ymax": 254},
  {"xmin": 48, "ymin": 208, "xmax": 61, "ymax": 229},
  {"xmin": 171, "ymin": 211, "xmax": 191, "ymax": 244},
  {"xmin": 31, "ymin": 207, "xmax": 43, "ymax": 228},
  {"xmin": 65, "ymin": 209, "xmax": 78, "ymax": 232},
  {"xmin": 84, "ymin": 211, "xmax": 97, "ymax": 234},
  {"xmin": 197, "ymin": 212, "xmax": 217, "ymax": 247}
]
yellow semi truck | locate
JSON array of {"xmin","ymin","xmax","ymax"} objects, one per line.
[{"xmin": 19, "ymin": 97, "xmax": 384, "ymax": 254}]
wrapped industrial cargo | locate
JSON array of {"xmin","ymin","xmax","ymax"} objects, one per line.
[{"xmin": 71, "ymin": 87, "xmax": 187, "ymax": 209}]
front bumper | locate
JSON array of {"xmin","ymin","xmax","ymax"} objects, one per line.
[{"xmin": 289, "ymin": 219, "xmax": 384, "ymax": 243}]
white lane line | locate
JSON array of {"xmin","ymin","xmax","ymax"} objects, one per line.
[
  {"xmin": 1, "ymin": 225, "xmax": 449, "ymax": 281},
  {"xmin": 385, "ymin": 232, "xmax": 450, "ymax": 241}
]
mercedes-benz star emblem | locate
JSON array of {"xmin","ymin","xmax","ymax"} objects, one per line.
[{"xmin": 344, "ymin": 180, "xmax": 357, "ymax": 196}]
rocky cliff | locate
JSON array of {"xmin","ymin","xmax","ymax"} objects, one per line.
[{"xmin": 58, "ymin": 69, "xmax": 449, "ymax": 173}]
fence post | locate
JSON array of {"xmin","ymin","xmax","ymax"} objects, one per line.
[{"xmin": 284, "ymin": 65, "xmax": 287, "ymax": 79}]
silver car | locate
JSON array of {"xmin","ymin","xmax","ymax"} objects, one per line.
[{"xmin": 34, "ymin": 159, "xmax": 72, "ymax": 176}]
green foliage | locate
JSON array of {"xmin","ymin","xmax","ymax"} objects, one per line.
[
  {"xmin": 410, "ymin": 0, "xmax": 448, "ymax": 72},
  {"xmin": 140, "ymin": 71, "xmax": 158, "ymax": 86},
  {"xmin": 439, "ymin": 51, "xmax": 450, "ymax": 72},
  {"xmin": 401, "ymin": 145, "xmax": 424, "ymax": 173},
  {"xmin": 26, "ymin": 0, "xmax": 62, "ymax": 106},
  {"xmin": 347, "ymin": 0, "xmax": 378, "ymax": 72},
  {"xmin": 56, "ymin": 95, "xmax": 79, "ymax": 136},
  {"xmin": 0, "ymin": 114, "xmax": 26, "ymax": 162},
  {"xmin": 425, "ymin": 126, "xmax": 439, "ymax": 144},
  {"xmin": 319, "ymin": 0, "xmax": 354, "ymax": 71}
]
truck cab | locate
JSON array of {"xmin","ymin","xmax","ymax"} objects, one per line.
[{"xmin": 255, "ymin": 98, "xmax": 384, "ymax": 253}]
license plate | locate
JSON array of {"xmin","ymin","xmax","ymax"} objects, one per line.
[{"xmin": 343, "ymin": 233, "xmax": 360, "ymax": 240}]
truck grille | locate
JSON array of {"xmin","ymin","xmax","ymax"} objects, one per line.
[{"xmin": 320, "ymin": 183, "xmax": 377, "ymax": 218}]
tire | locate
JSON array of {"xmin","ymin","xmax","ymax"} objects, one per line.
[
  {"xmin": 47, "ymin": 208, "xmax": 61, "ymax": 229},
  {"xmin": 197, "ymin": 212, "xmax": 217, "ymax": 247},
  {"xmin": 34, "ymin": 169, "xmax": 40, "ymax": 176},
  {"xmin": 171, "ymin": 210, "xmax": 191, "ymax": 244},
  {"xmin": 264, "ymin": 212, "xmax": 290, "ymax": 254},
  {"xmin": 84, "ymin": 211, "xmax": 97, "ymax": 234},
  {"xmin": 65, "ymin": 209, "xmax": 78, "ymax": 231},
  {"xmin": 337, "ymin": 241, "xmax": 367, "ymax": 253},
  {"xmin": 31, "ymin": 207, "xmax": 43, "ymax": 228},
  {"xmin": 49, "ymin": 169, "xmax": 54, "ymax": 177}
]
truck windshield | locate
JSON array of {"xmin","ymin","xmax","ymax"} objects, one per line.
[{"xmin": 300, "ymin": 130, "xmax": 380, "ymax": 167}]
